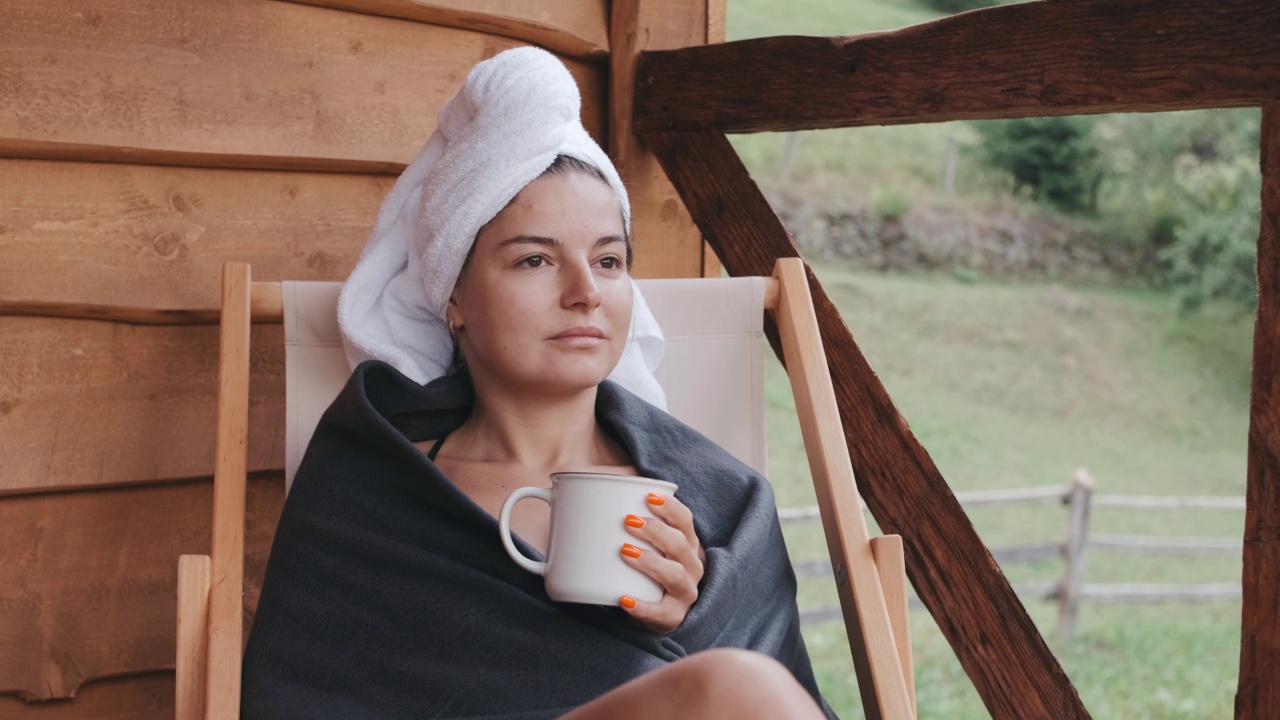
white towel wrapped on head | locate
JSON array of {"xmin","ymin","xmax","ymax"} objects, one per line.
[{"xmin": 337, "ymin": 46, "xmax": 666, "ymax": 409}]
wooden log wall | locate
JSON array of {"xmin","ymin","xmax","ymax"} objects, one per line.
[{"xmin": 0, "ymin": 0, "xmax": 711, "ymax": 716}]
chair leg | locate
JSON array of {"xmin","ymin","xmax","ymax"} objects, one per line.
[
  {"xmin": 870, "ymin": 535, "xmax": 916, "ymax": 717},
  {"xmin": 176, "ymin": 554, "xmax": 211, "ymax": 720}
]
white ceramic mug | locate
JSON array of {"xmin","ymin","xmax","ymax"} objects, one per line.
[{"xmin": 499, "ymin": 471, "xmax": 678, "ymax": 605}]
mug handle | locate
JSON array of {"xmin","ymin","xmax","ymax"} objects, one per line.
[{"xmin": 498, "ymin": 487, "xmax": 552, "ymax": 575}]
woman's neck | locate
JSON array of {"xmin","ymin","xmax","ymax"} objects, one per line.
[{"xmin": 447, "ymin": 380, "xmax": 626, "ymax": 471}]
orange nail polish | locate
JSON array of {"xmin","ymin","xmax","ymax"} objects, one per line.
[
  {"xmin": 621, "ymin": 543, "xmax": 643, "ymax": 558},
  {"xmin": 625, "ymin": 514, "xmax": 646, "ymax": 528},
  {"xmin": 647, "ymin": 493, "xmax": 666, "ymax": 506},
  {"xmin": 620, "ymin": 595, "xmax": 637, "ymax": 609}
]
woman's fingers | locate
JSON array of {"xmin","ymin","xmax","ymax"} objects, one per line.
[
  {"xmin": 624, "ymin": 514, "xmax": 703, "ymax": 582},
  {"xmin": 646, "ymin": 493, "xmax": 699, "ymax": 554},
  {"xmin": 620, "ymin": 543, "xmax": 698, "ymax": 604},
  {"xmin": 617, "ymin": 492, "xmax": 705, "ymax": 634}
]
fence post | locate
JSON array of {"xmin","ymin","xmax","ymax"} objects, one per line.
[{"xmin": 1057, "ymin": 468, "xmax": 1095, "ymax": 640}]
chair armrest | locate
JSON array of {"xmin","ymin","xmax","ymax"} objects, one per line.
[{"xmin": 176, "ymin": 554, "xmax": 211, "ymax": 720}]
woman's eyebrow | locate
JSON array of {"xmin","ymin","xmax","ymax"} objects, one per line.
[{"xmin": 497, "ymin": 234, "xmax": 627, "ymax": 249}]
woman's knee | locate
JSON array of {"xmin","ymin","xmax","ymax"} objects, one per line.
[{"xmin": 672, "ymin": 649, "xmax": 824, "ymax": 719}]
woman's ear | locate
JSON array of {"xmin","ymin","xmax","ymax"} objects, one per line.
[{"xmin": 446, "ymin": 294, "xmax": 464, "ymax": 331}]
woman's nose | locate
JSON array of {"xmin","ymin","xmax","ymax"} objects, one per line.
[{"xmin": 561, "ymin": 261, "xmax": 603, "ymax": 309}]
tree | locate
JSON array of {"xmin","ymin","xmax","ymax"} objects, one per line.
[{"xmin": 974, "ymin": 117, "xmax": 1101, "ymax": 213}]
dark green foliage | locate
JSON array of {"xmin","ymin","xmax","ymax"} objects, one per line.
[{"xmin": 974, "ymin": 117, "xmax": 1101, "ymax": 213}]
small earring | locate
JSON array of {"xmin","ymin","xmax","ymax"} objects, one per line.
[{"xmin": 447, "ymin": 318, "xmax": 456, "ymax": 334}]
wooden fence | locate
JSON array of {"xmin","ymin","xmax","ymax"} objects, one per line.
[{"xmin": 786, "ymin": 469, "xmax": 1246, "ymax": 639}]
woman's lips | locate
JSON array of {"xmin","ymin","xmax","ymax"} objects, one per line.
[{"xmin": 550, "ymin": 326, "xmax": 606, "ymax": 347}]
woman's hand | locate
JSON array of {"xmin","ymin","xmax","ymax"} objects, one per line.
[{"xmin": 618, "ymin": 492, "xmax": 705, "ymax": 634}]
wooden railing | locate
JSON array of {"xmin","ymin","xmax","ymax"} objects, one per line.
[{"xmin": 786, "ymin": 468, "xmax": 1245, "ymax": 639}]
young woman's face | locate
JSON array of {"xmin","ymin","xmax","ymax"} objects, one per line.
[{"xmin": 449, "ymin": 171, "xmax": 632, "ymax": 396}]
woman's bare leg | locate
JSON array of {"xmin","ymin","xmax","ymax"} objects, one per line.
[{"xmin": 559, "ymin": 648, "xmax": 826, "ymax": 720}]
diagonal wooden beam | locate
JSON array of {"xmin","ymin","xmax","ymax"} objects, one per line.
[
  {"xmin": 644, "ymin": 128, "xmax": 1090, "ymax": 720},
  {"xmin": 1239, "ymin": 102, "xmax": 1280, "ymax": 720},
  {"xmin": 633, "ymin": 0, "xmax": 1280, "ymax": 133}
]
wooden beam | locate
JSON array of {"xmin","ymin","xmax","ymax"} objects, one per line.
[
  {"xmin": 608, "ymin": 0, "xmax": 707, "ymax": 279},
  {"xmin": 633, "ymin": 0, "xmax": 1280, "ymax": 133},
  {"xmin": 1238, "ymin": 101, "xmax": 1280, "ymax": 720},
  {"xmin": 282, "ymin": 0, "xmax": 610, "ymax": 60},
  {"xmin": 644, "ymin": 129, "xmax": 1089, "ymax": 719},
  {"xmin": 0, "ymin": 0, "xmax": 605, "ymax": 172}
]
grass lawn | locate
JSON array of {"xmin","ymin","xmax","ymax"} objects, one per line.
[{"xmin": 766, "ymin": 262, "xmax": 1252, "ymax": 719}]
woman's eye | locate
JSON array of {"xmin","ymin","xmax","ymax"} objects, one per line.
[
  {"xmin": 598, "ymin": 256, "xmax": 620, "ymax": 269},
  {"xmin": 519, "ymin": 255, "xmax": 545, "ymax": 268}
]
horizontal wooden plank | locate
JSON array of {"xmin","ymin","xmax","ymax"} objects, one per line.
[
  {"xmin": 1093, "ymin": 494, "xmax": 1246, "ymax": 510},
  {"xmin": 1090, "ymin": 534, "xmax": 1242, "ymax": 554},
  {"xmin": 0, "ymin": 475, "xmax": 285, "ymax": 701},
  {"xmin": 0, "ymin": 317, "xmax": 285, "ymax": 495},
  {"xmin": 285, "ymin": 0, "xmax": 610, "ymax": 60},
  {"xmin": 0, "ymin": 283, "xmax": 285, "ymax": 327},
  {"xmin": 633, "ymin": 0, "xmax": 1280, "ymax": 133},
  {"xmin": 0, "ymin": 672, "xmax": 172, "ymax": 719},
  {"xmin": 0, "ymin": 0, "xmax": 606, "ymax": 170},
  {"xmin": 0, "ymin": 159, "xmax": 389, "ymax": 311},
  {"xmin": 1081, "ymin": 583, "xmax": 1241, "ymax": 603}
]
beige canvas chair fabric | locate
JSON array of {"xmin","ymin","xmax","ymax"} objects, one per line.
[{"xmin": 281, "ymin": 278, "xmax": 768, "ymax": 493}]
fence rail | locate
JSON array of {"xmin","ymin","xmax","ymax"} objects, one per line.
[{"xmin": 786, "ymin": 468, "xmax": 1245, "ymax": 638}]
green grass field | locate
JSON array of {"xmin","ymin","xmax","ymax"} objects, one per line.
[{"xmin": 767, "ymin": 264, "xmax": 1251, "ymax": 719}]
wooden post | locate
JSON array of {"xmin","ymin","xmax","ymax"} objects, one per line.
[
  {"xmin": 205, "ymin": 262, "xmax": 251, "ymax": 720},
  {"xmin": 609, "ymin": 0, "xmax": 709, "ymax": 279},
  {"xmin": 943, "ymin": 135, "xmax": 958, "ymax": 197},
  {"xmin": 1057, "ymin": 469, "xmax": 1095, "ymax": 641},
  {"xmin": 1238, "ymin": 101, "xmax": 1280, "ymax": 720}
]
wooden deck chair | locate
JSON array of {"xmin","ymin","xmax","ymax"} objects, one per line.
[{"xmin": 176, "ymin": 257, "xmax": 916, "ymax": 720}]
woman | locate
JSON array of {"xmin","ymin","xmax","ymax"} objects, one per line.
[{"xmin": 241, "ymin": 47, "xmax": 833, "ymax": 720}]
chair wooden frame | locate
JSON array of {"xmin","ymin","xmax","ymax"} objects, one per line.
[{"xmin": 176, "ymin": 257, "xmax": 916, "ymax": 720}]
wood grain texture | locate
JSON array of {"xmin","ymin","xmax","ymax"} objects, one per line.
[
  {"xmin": 870, "ymin": 535, "xmax": 915, "ymax": 717},
  {"xmin": 645, "ymin": 128, "xmax": 1089, "ymax": 719},
  {"xmin": 0, "ymin": 672, "xmax": 173, "ymax": 719},
  {"xmin": 0, "ymin": 159, "xmax": 390, "ymax": 311},
  {"xmin": 205, "ymin": 264, "xmax": 250, "ymax": 720},
  {"xmin": 1, "ymin": 283, "xmax": 286, "ymax": 326},
  {"xmin": 284, "ymin": 0, "xmax": 610, "ymax": 59},
  {"xmin": 774, "ymin": 258, "xmax": 912, "ymax": 720},
  {"xmin": 0, "ymin": 0, "xmax": 606, "ymax": 171},
  {"xmin": 0, "ymin": 318, "xmax": 285, "ymax": 496},
  {"xmin": 1238, "ymin": 102, "xmax": 1280, "ymax": 720},
  {"xmin": 0, "ymin": 475, "xmax": 284, "ymax": 702},
  {"xmin": 633, "ymin": 0, "xmax": 1280, "ymax": 133},
  {"xmin": 608, "ymin": 0, "xmax": 707, "ymax": 279},
  {"xmin": 174, "ymin": 556, "xmax": 209, "ymax": 720}
]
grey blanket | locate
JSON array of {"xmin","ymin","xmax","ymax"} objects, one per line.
[{"xmin": 242, "ymin": 361, "xmax": 835, "ymax": 719}]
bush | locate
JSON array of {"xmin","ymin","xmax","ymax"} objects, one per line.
[
  {"xmin": 1159, "ymin": 155, "xmax": 1261, "ymax": 313},
  {"xmin": 974, "ymin": 116, "xmax": 1101, "ymax": 213}
]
